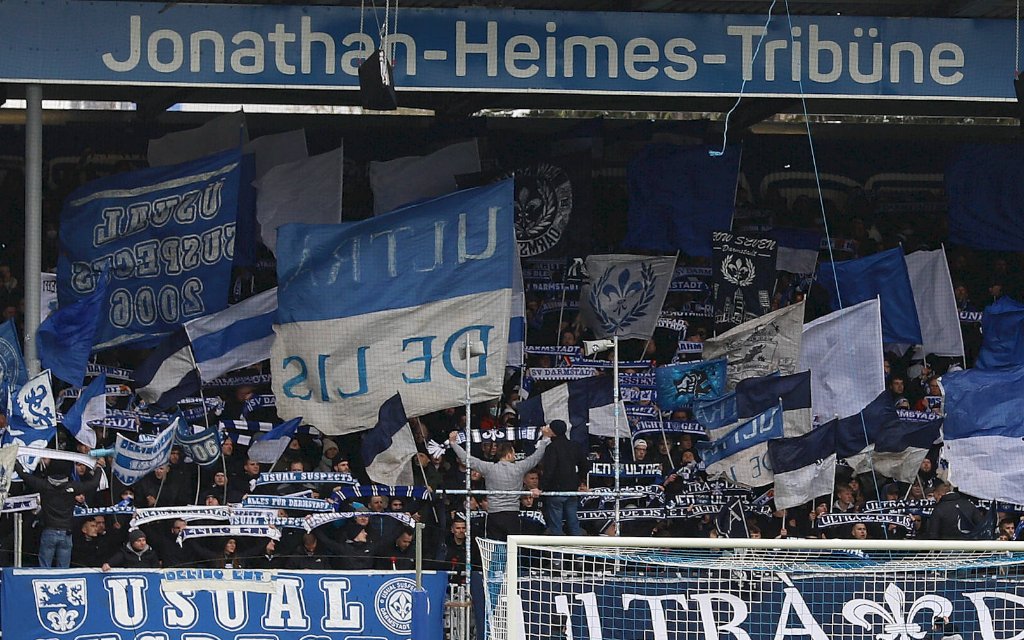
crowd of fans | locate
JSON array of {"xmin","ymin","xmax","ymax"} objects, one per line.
[{"xmin": 0, "ymin": 137, "xmax": 1022, "ymax": 578}]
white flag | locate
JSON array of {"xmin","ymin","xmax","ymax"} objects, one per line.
[
  {"xmin": 703, "ymin": 301, "xmax": 805, "ymax": 389},
  {"xmin": 255, "ymin": 146, "xmax": 344, "ymax": 253},
  {"xmin": 13, "ymin": 370, "xmax": 57, "ymax": 430},
  {"xmin": 905, "ymin": 249, "xmax": 965, "ymax": 358},
  {"xmin": 800, "ymin": 298, "xmax": 885, "ymax": 422},
  {"xmin": 369, "ymin": 139, "xmax": 481, "ymax": 215},
  {"xmin": 0, "ymin": 445, "xmax": 17, "ymax": 504},
  {"xmin": 243, "ymin": 129, "xmax": 309, "ymax": 182},
  {"xmin": 580, "ymin": 254, "xmax": 676, "ymax": 341},
  {"xmin": 147, "ymin": 111, "xmax": 248, "ymax": 167}
]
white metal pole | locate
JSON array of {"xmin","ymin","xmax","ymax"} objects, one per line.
[
  {"xmin": 462, "ymin": 334, "xmax": 472, "ymax": 640},
  {"xmin": 505, "ymin": 536, "xmax": 522, "ymax": 640},
  {"xmin": 613, "ymin": 336, "xmax": 620, "ymax": 536},
  {"xmin": 23, "ymin": 84, "xmax": 43, "ymax": 376}
]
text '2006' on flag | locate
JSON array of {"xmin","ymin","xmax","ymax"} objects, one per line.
[{"xmin": 272, "ymin": 181, "xmax": 516, "ymax": 435}]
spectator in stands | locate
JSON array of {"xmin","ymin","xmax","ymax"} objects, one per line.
[
  {"xmin": 886, "ymin": 375, "xmax": 908, "ymax": 408},
  {"xmin": 998, "ymin": 517, "xmax": 1018, "ymax": 541},
  {"xmin": 440, "ymin": 516, "xmax": 468, "ymax": 579},
  {"xmin": 248, "ymin": 540, "xmax": 284, "ymax": 569},
  {"xmin": 449, "ymin": 427, "xmax": 552, "ymax": 541},
  {"xmin": 375, "ymin": 528, "xmax": 416, "ymax": 570},
  {"xmin": 631, "ymin": 439, "xmax": 649, "ymax": 463},
  {"xmin": 147, "ymin": 518, "xmax": 191, "ymax": 568},
  {"xmin": 541, "ymin": 420, "xmax": 588, "ymax": 536},
  {"xmin": 102, "ymin": 529, "xmax": 160, "ymax": 570},
  {"xmin": 923, "ymin": 482, "xmax": 982, "ymax": 539},
  {"xmin": 19, "ymin": 459, "xmax": 103, "ymax": 568},
  {"xmin": 286, "ymin": 533, "xmax": 330, "ymax": 570},
  {"xmin": 850, "ymin": 522, "xmax": 869, "ymax": 539},
  {"xmin": 833, "ymin": 485, "xmax": 857, "ymax": 513},
  {"xmin": 72, "ymin": 517, "xmax": 107, "ymax": 568}
]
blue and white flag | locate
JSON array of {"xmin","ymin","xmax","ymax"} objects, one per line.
[
  {"xmin": 62, "ymin": 373, "xmax": 106, "ymax": 448},
  {"xmin": 174, "ymin": 418, "xmax": 222, "ymax": 467},
  {"xmin": 697, "ymin": 405, "xmax": 783, "ymax": 487},
  {"xmin": 580, "ymin": 254, "xmax": 675, "ymax": 340},
  {"xmin": 736, "ymin": 370, "xmax": 813, "ymax": 437},
  {"xmin": 941, "ymin": 365, "xmax": 1024, "ymax": 503},
  {"xmin": 654, "ymin": 359, "xmax": 727, "ymax": 411},
  {"xmin": 57, "ymin": 149, "xmax": 242, "ymax": 350},
  {"xmin": 133, "ymin": 328, "xmax": 199, "ymax": 409},
  {"xmin": 361, "ymin": 394, "xmax": 415, "ymax": 486},
  {"xmin": 248, "ymin": 417, "xmax": 301, "ymax": 464},
  {"xmin": 769, "ymin": 228, "xmax": 822, "ymax": 275},
  {"xmin": 12, "ymin": 370, "xmax": 57, "ymax": 431},
  {"xmin": 768, "ymin": 419, "xmax": 837, "ymax": 510},
  {"xmin": 800, "ymin": 298, "xmax": 884, "ymax": 422},
  {"xmin": 693, "ymin": 391, "xmax": 737, "ymax": 438},
  {"xmin": 833, "ymin": 392, "xmax": 898, "ymax": 473},
  {"xmin": 1, "ymin": 424, "xmax": 55, "ymax": 472},
  {"xmin": 715, "ymin": 497, "xmax": 749, "ymax": 538},
  {"xmin": 517, "ymin": 375, "xmax": 621, "ymax": 445},
  {"xmin": 0, "ymin": 318, "xmax": 27, "ymax": 391},
  {"xmin": 904, "ymin": 249, "xmax": 964, "ymax": 358},
  {"xmin": 976, "ymin": 296, "xmax": 1024, "ymax": 370},
  {"xmin": 185, "ymin": 287, "xmax": 276, "ymax": 382},
  {"xmin": 37, "ymin": 271, "xmax": 108, "ymax": 387},
  {"xmin": 112, "ymin": 421, "xmax": 176, "ymax": 485},
  {"xmin": 872, "ymin": 417, "xmax": 941, "ymax": 483},
  {"xmin": 817, "ymin": 248, "xmax": 922, "ymax": 345},
  {"xmin": 272, "ymin": 181, "xmax": 516, "ymax": 434}
]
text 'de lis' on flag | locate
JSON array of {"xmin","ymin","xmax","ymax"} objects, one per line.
[{"xmin": 697, "ymin": 404, "xmax": 782, "ymax": 488}]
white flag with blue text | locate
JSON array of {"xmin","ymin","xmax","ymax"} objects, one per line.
[
  {"xmin": 697, "ymin": 405, "xmax": 783, "ymax": 488},
  {"xmin": 580, "ymin": 254, "xmax": 675, "ymax": 341},
  {"xmin": 272, "ymin": 181, "xmax": 515, "ymax": 435}
]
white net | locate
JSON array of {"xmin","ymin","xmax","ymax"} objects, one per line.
[{"xmin": 479, "ymin": 537, "xmax": 1024, "ymax": 640}]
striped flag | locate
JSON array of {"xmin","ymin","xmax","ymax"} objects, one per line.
[
  {"xmin": 697, "ymin": 405, "xmax": 782, "ymax": 487},
  {"xmin": 62, "ymin": 373, "xmax": 106, "ymax": 448},
  {"xmin": 133, "ymin": 328, "xmax": 198, "ymax": 409},
  {"xmin": 768, "ymin": 420, "xmax": 837, "ymax": 510},
  {"xmin": 185, "ymin": 288, "xmax": 277, "ymax": 382},
  {"xmin": 361, "ymin": 394, "xmax": 415, "ymax": 486}
]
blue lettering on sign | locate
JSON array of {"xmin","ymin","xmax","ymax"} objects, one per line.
[{"xmin": 0, "ymin": 2, "xmax": 1012, "ymax": 101}]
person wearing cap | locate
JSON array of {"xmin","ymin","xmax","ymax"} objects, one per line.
[
  {"xmin": 101, "ymin": 529, "xmax": 160, "ymax": 571},
  {"xmin": 632, "ymin": 439, "xmax": 649, "ymax": 462},
  {"xmin": 317, "ymin": 438, "xmax": 341, "ymax": 472},
  {"xmin": 540, "ymin": 420, "xmax": 588, "ymax": 536},
  {"xmin": 18, "ymin": 458, "xmax": 103, "ymax": 568},
  {"xmin": 449, "ymin": 426, "xmax": 553, "ymax": 541}
]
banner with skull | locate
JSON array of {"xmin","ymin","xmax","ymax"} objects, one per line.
[{"xmin": 711, "ymin": 232, "xmax": 778, "ymax": 334}]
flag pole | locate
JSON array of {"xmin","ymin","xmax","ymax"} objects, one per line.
[
  {"xmin": 613, "ymin": 335, "xmax": 621, "ymax": 536},
  {"xmin": 463, "ymin": 334, "xmax": 473, "ymax": 584}
]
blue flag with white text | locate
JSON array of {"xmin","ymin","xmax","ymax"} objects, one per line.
[
  {"xmin": 272, "ymin": 181, "xmax": 515, "ymax": 435},
  {"xmin": 817, "ymin": 248, "xmax": 922, "ymax": 344},
  {"xmin": 0, "ymin": 319, "xmax": 27, "ymax": 391},
  {"xmin": 38, "ymin": 271, "xmax": 108, "ymax": 386},
  {"xmin": 697, "ymin": 405, "xmax": 783, "ymax": 487},
  {"xmin": 58, "ymin": 149, "xmax": 242, "ymax": 350}
]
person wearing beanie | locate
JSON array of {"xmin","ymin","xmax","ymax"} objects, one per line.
[
  {"xmin": 449, "ymin": 426, "xmax": 553, "ymax": 541},
  {"xmin": 18, "ymin": 457, "xmax": 103, "ymax": 568},
  {"xmin": 540, "ymin": 420, "xmax": 589, "ymax": 536},
  {"xmin": 101, "ymin": 529, "xmax": 160, "ymax": 571}
]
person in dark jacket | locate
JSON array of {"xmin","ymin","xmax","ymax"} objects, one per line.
[
  {"xmin": 102, "ymin": 529, "xmax": 161, "ymax": 570},
  {"xmin": 72, "ymin": 517, "xmax": 107, "ymax": 568},
  {"xmin": 374, "ymin": 528, "xmax": 416, "ymax": 571},
  {"xmin": 285, "ymin": 533, "xmax": 330, "ymax": 570},
  {"xmin": 145, "ymin": 519, "xmax": 193, "ymax": 568},
  {"xmin": 540, "ymin": 420, "xmax": 589, "ymax": 536},
  {"xmin": 19, "ymin": 459, "xmax": 103, "ymax": 568},
  {"xmin": 924, "ymin": 481, "xmax": 983, "ymax": 540},
  {"xmin": 248, "ymin": 540, "xmax": 285, "ymax": 569}
]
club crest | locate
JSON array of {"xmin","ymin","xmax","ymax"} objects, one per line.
[
  {"xmin": 721, "ymin": 254, "xmax": 756, "ymax": 287},
  {"xmin": 34, "ymin": 578, "xmax": 88, "ymax": 634},
  {"xmin": 589, "ymin": 262, "xmax": 659, "ymax": 334},
  {"xmin": 508, "ymin": 163, "xmax": 573, "ymax": 257}
]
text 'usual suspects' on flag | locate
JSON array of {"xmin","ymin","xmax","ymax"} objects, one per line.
[{"xmin": 272, "ymin": 181, "xmax": 516, "ymax": 435}]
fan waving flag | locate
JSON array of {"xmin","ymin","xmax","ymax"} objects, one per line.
[
  {"xmin": 272, "ymin": 181, "xmax": 516, "ymax": 435},
  {"xmin": 817, "ymin": 247, "xmax": 922, "ymax": 345},
  {"xmin": 361, "ymin": 394, "xmax": 416, "ymax": 486},
  {"xmin": 248, "ymin": 417, "xmax": 302, "ymax": 464},
  {"xmin": 517, "ymin": 375, "xmax": 622, "ymax": 445},
  {"xmin": 37, "ymin": 271, "xmax": 108, "ymax": 386},
  {"xmin": 62, "ymin": 373, "xmax": 106, "ymax": 448},
  {"xmin": 580, "ymin": 254, "xmax": 675, "ymax": 341}
]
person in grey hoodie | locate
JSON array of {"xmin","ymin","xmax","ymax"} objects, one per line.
[{"xmin": 449, "ymin": 427, "xmax": 552, "ymax": 541}]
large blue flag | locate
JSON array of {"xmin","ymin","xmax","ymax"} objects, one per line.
[
  {"xmin": 976, "ymin": 296, "xmax": 1024, "ymax": 370},
  {"xmin": 58, "ymin": 149, "xmax": 242, "ymax": 350},
  {"xmin": 0, "ymin": 318, "xmax": 27, "ymax": 391},
  {"xmin": 38, "ymin": 272, "xmax": 108, "ymax": 386},
  {"xmin": 697, "ymin": 405, "xmax": 783, "ymax": 487},
  {"xmin": 623, "ymin": 143, "xmax": 740, "ymax": 257},
  {"xmin": 817, "ymin": 247, "xmax": 922, "ymax": 344},
  {"xmin": 272, "ymin": 181, "xmax": 515, "ymax": 435},
  {"xmin": 654, "ymin": 359, "xmax": 727, "ymax": 411},
  {"xmin": 942, "ymin": 365, "xmax": 1024, "ymax": 503},
  {"xmin": 946, "ymin": 143, "xmax": 1024, "ymax": 252}
]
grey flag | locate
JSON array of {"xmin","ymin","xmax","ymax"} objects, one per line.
[{"xmin": 580, "ymin": 254, "xmax": 675, "ymax": 341}]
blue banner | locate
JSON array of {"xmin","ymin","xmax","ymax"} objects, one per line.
[
  {"xmin": 57, "ymin": 150, "xmax": 241, "ymax": 350},
  {"xmin": 1, "ymin": 568, "xmax": 446, "ymax": 640},
  {"xmin": 175, "ymin": 420, "xmax": 223, "ymax": 467},
  {"xmin": 654, "ymin": 358, "xmax": 728, "ymax": 411},
  {"xmin": 512, "ymin": 570, "xmax": 1024, "ymax": 639},
  {"xmin": 0, "ymin": 3, "xmax": 1015, "ymax": 101}
]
